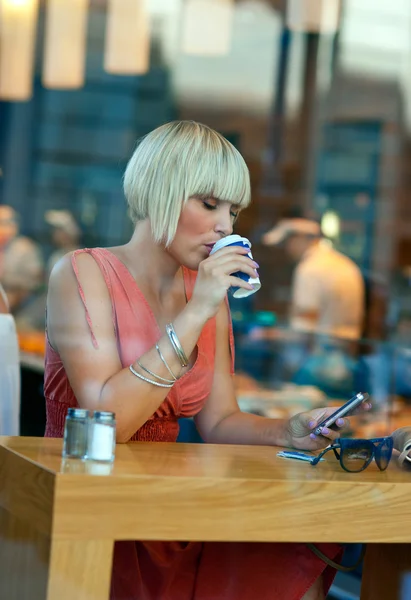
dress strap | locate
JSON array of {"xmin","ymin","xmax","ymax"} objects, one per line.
[{"xmin": 70, "ymin": 248, "xmax": 118, "ymax": 350}]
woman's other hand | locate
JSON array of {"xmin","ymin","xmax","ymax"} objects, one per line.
[{"xmin": 286, "ymin": 402, "xmax": 372, "ymax": 451}]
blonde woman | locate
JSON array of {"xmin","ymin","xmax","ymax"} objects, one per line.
[{"xmin": 45, "ymin": 121, "xmax": 365, "ymax": 600}]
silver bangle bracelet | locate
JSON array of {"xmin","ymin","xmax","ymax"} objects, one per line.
[
  {"xmin": 166, "ymin": 323, "xmax": 188, "ymax": 367},
  {"xmin": 137, "ymin": 359, "xmax": 175, "ymax": 384},
  {"xmin": 155, "ymin": 343, "xmax": 178, "ymax": 381},
  {"xmin": 129, "ymin": 364, "xmax": 174, "ymax": 388}
]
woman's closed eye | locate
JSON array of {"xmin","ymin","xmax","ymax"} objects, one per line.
[
  {"xmin": 202, "ymin": 201, "xmax": 239, "ymax": 220},
  {"xmin": 202, "ymin": 201, "xmax": 217, "ymax": 211}
]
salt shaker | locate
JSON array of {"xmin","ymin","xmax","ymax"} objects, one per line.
[
  {"xmin": 88, "ymin": 411, "xmax": 116, "ymax": 462},
  {"xmin": 62, "ymin": 408, "xmax": 90, "ymax": 459}
]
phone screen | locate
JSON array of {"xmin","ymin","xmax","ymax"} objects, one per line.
[{"xmin": 313, "ymin": 392, "xmax": 369, "ymax": 436}]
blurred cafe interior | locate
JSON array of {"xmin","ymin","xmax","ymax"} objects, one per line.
[{"xmin": 2, "ymin": 0, "xmax": 411, "ymax": 598}]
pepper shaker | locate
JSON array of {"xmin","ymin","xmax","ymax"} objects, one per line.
[{"xmin": 62, "ymin": 407, "xmax": 90, "ymax": 459}]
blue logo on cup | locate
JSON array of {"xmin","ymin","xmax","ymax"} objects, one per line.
[{"xmin": 210, "ymin": 234, "xmax": 261, "ymax": 298}]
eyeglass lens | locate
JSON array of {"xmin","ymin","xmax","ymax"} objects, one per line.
[
  {"xmin": 341, "ymin": 445, "xmax": 373, "ymax": 472},
  {"xmin": 375, "ymin": 439, "xmax": 392, "ymax": 471}
]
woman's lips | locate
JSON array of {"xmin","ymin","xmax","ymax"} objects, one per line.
[{"xmin": 204, "ymin": 244, "xmax": 215, "ymax": 255}]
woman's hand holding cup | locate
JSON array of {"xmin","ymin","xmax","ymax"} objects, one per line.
[{"xmin": 190, "ymin": 244, "xmax": 259, "ymax": 321}]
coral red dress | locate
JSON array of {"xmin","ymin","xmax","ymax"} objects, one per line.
[{"xmin": 44, "ymin": 248, "xmax": 340, "ymax": 600}]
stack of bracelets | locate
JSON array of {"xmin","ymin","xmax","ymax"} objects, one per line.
[{"xmin": 129, "ymin": 323, "xmax": 188, "ymax": 388}]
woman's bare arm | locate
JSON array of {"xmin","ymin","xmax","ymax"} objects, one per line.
[
  {"xmin": 194, "ymin": 304, "xmax": 359, "ymax": 450},
  {"xmin": 48, "ymin": 245, "xmax": 260, "ymax": 442},
  {"xmin": 47, "ymin": 253, "xmax": 206, "ymax": 442},
  {"xmin": 194, "ymin": 303, "xmax": 290, "ymax": 446}
]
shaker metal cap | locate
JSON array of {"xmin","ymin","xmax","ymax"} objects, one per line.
[
  {"xmin": 94, "ymin": 411, "xmax": 115, "ymax": 421},
  {"xmin": 67, "ymin": 407, "xmax": 90, "ymax": 419}
]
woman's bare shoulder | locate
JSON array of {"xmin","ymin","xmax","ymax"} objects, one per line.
[
  {"xmin": 47, "ymin": 250, "xmax": 113, "ymax": 319},
  {"xmin": 49, "ymin": 250, "xmax": 103, "ymax": 288}
]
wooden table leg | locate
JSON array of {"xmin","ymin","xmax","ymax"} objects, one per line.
[
  {"xmin": 0, "ymin": 505, "xmax": 49, "ymax": 599},
  {"xmin": 47, "ymin": 538, "xmax": 114, "ymax": 600},
  {"xmin": 361, "ymin": 544, "xmax": 411, "ymax": 600},
  {"xmin": 0, "ymin": 506, "xmax": 114, "ymax": 600}
]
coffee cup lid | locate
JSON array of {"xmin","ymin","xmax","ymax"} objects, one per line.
[{"xmin": 210, "ymin": 235, "xmax": 251, "ymax": 255}]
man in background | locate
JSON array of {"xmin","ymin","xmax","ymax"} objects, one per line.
[
  {"xmin": 0, "ymin": 205, "xmax": 44, "ymax": 312},
  {"xmin": 262, "ymin": 218, "xmax": 365, "ymax": 341}
]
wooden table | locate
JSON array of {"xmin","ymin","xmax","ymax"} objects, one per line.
[{"xmin": 0, "ymin": 437, "xmax": 410, "ymax": 600}]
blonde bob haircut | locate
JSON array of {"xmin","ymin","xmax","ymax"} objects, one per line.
[{"xmin": 123, "ymin": 120, "xmax": 251, "ymax": 246}]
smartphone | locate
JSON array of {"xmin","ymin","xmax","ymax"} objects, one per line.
[{"xmin": 312, "ymin": 392, "xmax": 369, "ymax": 436}]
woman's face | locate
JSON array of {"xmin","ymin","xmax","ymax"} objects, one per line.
[{"xmin": 167, "ymin": 197, "xmax": 241, "ymax": 270}]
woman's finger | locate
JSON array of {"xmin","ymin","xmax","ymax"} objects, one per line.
[
  {"xmin": 318, "ymin": 427, "xmax": 340, "ymax": 442},
  {"xmin": 207, "ymin": 263, "xmax": 258, "ymax": 282},
  {"xmin": 208, "ymin": 255, "xmax": 258, "ymax": 276},
  {"xmin": 352, "ymin": 401, "xmax": 372, "ymax": 414},
  {"xmin": 227, "ymin": 275, "xmax": 254, "ymax": 290}
]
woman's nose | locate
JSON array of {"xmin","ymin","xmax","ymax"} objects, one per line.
[{"xmin": 215, "ymin": 210, "xmax": 233, "ymax": 237}]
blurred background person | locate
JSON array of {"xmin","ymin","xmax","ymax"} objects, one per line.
[
  {"xmin": 0, "ymin": 205, "xmax": 44, "ymax": 313},
  {"xmin": 262, "ymin": 217, "xmax": 365, "ymax": 341},
  {"xmin": 0, "ymin": 282, "xmax": 8, "ymax": 314},
  {"xmin": 0, "ymin": 277, "xmax": 20, "ymax": 436},
  {"xmin": 6, "ymin": 207, "xmax": 80, "ymax": 333},
  {"xmin": 45, "ymin": 210, "xmax": 81, "ymax": 277}
]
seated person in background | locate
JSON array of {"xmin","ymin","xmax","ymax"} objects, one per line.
[
  {"xmin": 45, "ymin": 121, "xmax": 369, "ymax": 600},
  {"xmin": 262, "ymin": 218, "xmax": 365, "ymax": 341},
  {"xmin": 0, "ymin": 282, "xmax": 8, "ymax": 313},
  {"xmin": 0, "ymin": 205, "xmax": 44, "ymax": 312},
  {"xmin": 45, "ymin": 209, "xmax": 81, "ymax": 277},
  {"xmin": 0, "ymin": 280, "xmax": 20, "ymax": 435}
]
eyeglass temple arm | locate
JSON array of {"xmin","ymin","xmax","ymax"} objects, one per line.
[
  {"xmin": 311, "ymin": 444, "xmax": 340, "ymax": 466},
  {"xmin": 311, "ymin": 445, "xmax": 331, "ymax": 465}
]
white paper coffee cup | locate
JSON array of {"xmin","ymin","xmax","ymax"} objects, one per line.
[{"xmin": 210, "ymin": 234, "xmax": 261, "ymax": 298}]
